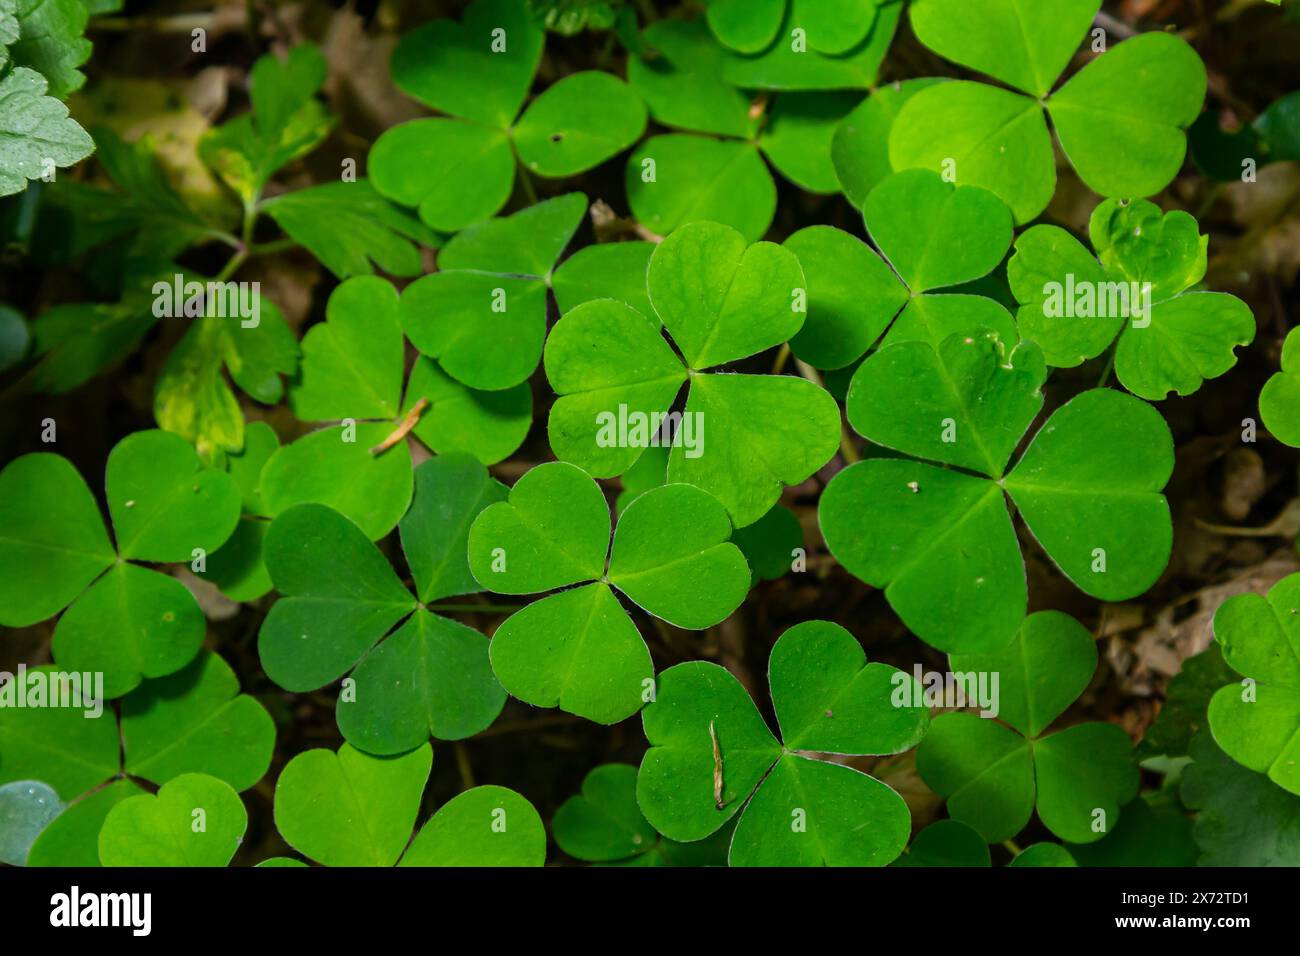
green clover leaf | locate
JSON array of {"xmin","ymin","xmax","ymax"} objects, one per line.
[
  {"xmin": 917, "ymin": 611, "xmax": 1140, "ymax": 843},
  {"xmin": 831, "ymin": 78, "xmax": 945, "ymax": 206},
  {"xmin": 552, "ymin": 240, "xmax": 656, "ymax": 318},
  {"xmin": 1008, "ymin": 199, "xmax": 1254, "ymax": 399},
  {"xmin": 894, "ymin": 819, "xmax": 990, "ymax": 867},
  {"xmin": 400, "ymin": 192, "xmax": 584, "ymax": 391},
  {"xmin": 467, "ymin": 462, "xmax": 749, "ymax": 723},
  {"xmin": 892, "ymin": 0, "xmax": 1206, "ymax": 222},
  {"xmin": 0, "ymin": 432, "xmax": 242, "ymax": 695},
  {"xmin": 705, "ymin": 0, "xmax": 883, "ymax": 57},
  {"xmin": 373, "ymin": 0, "xmax": 645, "ymax": 231},
  {"xmin": 822, "ymin": 386, "xmax": 1173, "ymax": 652},
  {"xmin": 624, "ymin": 20, "xmax": 867, "ymax": 239},
  {"xmin": 637, "ymin": 620, "xmax": 927, "ymax": 866},
  {"xmin": 718, "ymin": 0, "xmax": 901, "ymax": 92},
  {"xmin": 0, "ymin": 652, "xmax": 274, "ymax": 865},
  {"xmin": 99, "ymin": 772, "xmax": 248, "ymax": 867},
  {"xmin": 272, "ymin": 742, "xmax": 546, "ymax": 866},
  {"xmin": 554, "ymin": 763, "xmax": 733, "ymax": 865},
  {"xmin": 1207, "ymin": 573, "xmax": 1300, "ymax": 795},
  {"xmin": 788, "ymin": 169, "xmax": 1016, "ymax": 371},
  {"xmin": 1261, "ymin": 326, "xmax": 1300, "ymax": 447},
  {"xmin": 546, "ymin": 220, "xmax": 839, "ymax": 527},
  {"xmin": 199, "ymin": 421, "xmax": 281, "ymax": 602},
  {"xmin": 258, "ymin": 461, "xmax": 508, "ymax": 754}
]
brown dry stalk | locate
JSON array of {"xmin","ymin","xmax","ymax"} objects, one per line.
[{"xmin": 369, "ymin": 398, "xmax": 429, "ymax": 455}]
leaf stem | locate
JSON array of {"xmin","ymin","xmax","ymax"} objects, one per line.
[
  {"xmin": 427, "ymin": 602, "xmax": 523, "ymax": 613},
  {"xmin": 1096, "ymin": 343, "xmax": 1117, "ymax": 388},
  {"xmin": 1002, "ymin": 839, "xmax": 1022, "ymax": 855}
]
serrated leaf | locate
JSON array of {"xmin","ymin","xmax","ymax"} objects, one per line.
[{"xmin": 0, "ymin": 67, "xmax": 94, "ymax": 196}]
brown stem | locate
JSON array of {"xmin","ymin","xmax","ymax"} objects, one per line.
[{"xmin": 369, "ymin": 399, "xmax": 429, "ymax": 455}]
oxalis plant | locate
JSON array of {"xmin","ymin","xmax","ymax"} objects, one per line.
[{"xmin": 1, "ymin": 0, "xmax": 1299, "ymax": 875}]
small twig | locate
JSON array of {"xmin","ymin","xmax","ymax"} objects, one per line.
[
  {"xmin": 710, "ymin": 719, "xmax": 725, "ymax": 810},
  {"xmin": 369, "ymin": 398, "xmax": 429, "ymax": 455}
]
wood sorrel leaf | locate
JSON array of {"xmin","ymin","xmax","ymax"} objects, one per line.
[
  {"xmin": 399, "ymin": 785, "xmax": 546, "ymax": 866},
  {"xmin": 832, "ymin": 78, "xmax": 945, "ymax": 207},
  {"xmin": 260, "ymin": 422, "xmax": 414, "ymax": 540},
  {"xmin": 758, "ymin": 92, "xmax": 864, "ymax": 194},
  {"xmin": 896, "ymin": 819, "xmax": 990, "ymax": 867},
  {"xmin": 1050, "ymin": 33, "xmax": 1207, "ymax": 200},
  {"xmin": 99, "ymin": 773, "xmax": 247, "ymax": 867},
  {"xmin": 273, "ymin": 743, "xmax": 431, "ymax": 867},
  {"xmin": 369, "ymin": 119, "xmax": 514, "ymax": 232},
  {"xmin": 0, "ymin": 453, "xmax": 114, "ymax": 627},
  {"xmin": 950, "ymin": 610, "xmax": 1097, "ymax": 739},
  {"xmin": 846, "ymin": 332, "xmax": 1046, "ymax": 478},
  {"xmin": 607, "ymin": 483, "xmax": 750, "ymax": 629},
  {"xmin": 120, "ymin": 650, "xmax": 275, "ymax": 792},
  {"xmin": 513, "ymin": 71, "xmax": 647, "ymax": 177},
  {"xmin": 467, "ymin": 461, "xmax": 611, "ymax": 593},
  {"xmin": 289, "ymin": 276, "xmax": 404, "ymax": 422},
  {"xmin": 401, "ymin": 193, "xmax": 585, "ymax": 391},
  {"xmin": 52, "ymin": 562, "xmax": 206, "ymax": 699},
  {"xmin": 626, "ymin": 134, "xmax": 776, "ymax": 242},
  {"xmin": 551, "ymin": 241, "xmax": 656, "ymax": 319},
  {"xmin": 390, "ymin": 0, "xmax": 544, "ymax": 127},
  {"xmin": 339, "ymin": 609, "xmax": 505, "ymax": 754},
  {"xmin": 638, "ymin": 620, "xmax": 919, "ymax": 864},
  {"xmin": 863, "ymin": 168, "xmax": 1013, "ymax": 293},
  {"xmin": 404, "ymin": 358, "xmax": 533, "ymax": 466},
  {"xmin": 1261, "ymin": 327, "xmax": 1300, "ymax": 447},
  {"xmin": 785, "ymin": 225, "xmax": 908, "ymax": 370},
  {"xmin": 908, "ymin": 0, "xmax": 1100, "ymax": 97},
  {"xmin": 259, "ymin": 503, "xmax": 416, "ymax": 692},
  {"xmin": 106, "ymin": 428, "xmax": 241, "ymax": 563},
  {"xmin": 27, "ymin": 780, "xmax": 146, "ymax": 868},
  {"xmin": 1004, "ymin": 388, "xmax": 1174, "ymax": 601},
  {"xmin": 1208, "ymin": 573, "xmax": 1300, "ymax": 794}
]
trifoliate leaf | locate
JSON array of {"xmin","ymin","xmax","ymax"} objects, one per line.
[
  {"xmin": 895, "ymin": 819, "xmax": 990, "ymax": 867},
  {"xmin": 403, "ymin": 357, "xmax": 533, "ymax": 465},
  {"xmin": 918, "ymin": 611, "xmax": 1139, "ymax": 843},
  {"xmin": 832, "ymin": 78, "xmax": 944, "ymax": 206},
  {"xmin": 638, "ymin": 620, "xmax": 923, "ymax": 865},
  {"xmin": 551, "ymin": 241, "xmax": 655, "ymax": 319},
  {"xmin": 513, "ymin": 70, "xmax": 646, "ymax": 177},
  {"xmin": 731, "ymin": 504, "xmax": 802, "ymax": 583},
  {"xmin": 27, "ymin": 780, "xmax": 145, "ymax": 867},
  {"xmin": 823, "ymin": 389, "xmax": 1173, "ymax": 651},
  {"xmin": 1065, "ymin": 795, "xmax": 1196, "ymax": 866},
  {"xmin": 758, "ymin": 92, "xmax": 863, "ymax": 193},
  {"xmin": 469, "ymin": 464, "xmax": 748, "ymax": 722}
]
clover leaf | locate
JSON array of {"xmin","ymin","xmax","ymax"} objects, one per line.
[
  {"xmin": 272, "ymin": 742, "xmax": 546, "ymax": 866},
  {"xmin": 1261, "ymin": 326, "xmax": 1300, "ymax": 447},
  {"xmin": 99, "ymin": 772, "xmax": 248, "ymax": 867},
  {"xmin": 1008, "ymin": 198, "xmax": 1254, "ymax": 399},
  {"xmin": 831, "ymin": 78, "xmax": 944, "ymax": 206},
  {"xmin": 891, "ymin": 0, "xmax": 1206, "ymax": 222},
  {"xmin": 705, "ymin": 0, "xmax": 882, "ymax": 57},
  {"xmin": 821, "ymin": 384, "xmax": 1174, "ymax": 652},
  {"xmin": 199, "ymin": 421, "xmax": 281, "ymax": 602},
  {"xmin": 258, "ymin": 462, "xmax": 508, "ymax": 755},
  {"xmin": 716, "ymin": 1, "xmax": 902, "ymax": 92},
  {"xmin": 625, "ymin": 19, "xmax": 866, "ymax": 239},
  {"xmin": 553, "ymin": 763, "xmax": 732, "ymax": 865},
  {"xmin": 788, "ymin": 168, "xmax": 1015, "ymax": 370},
  {"xmin": 0, "ymin": 432, "xmax": 241, "ymax": 695},
  {"xmin": 552, "ymin": 240, "xmax": 655, "ymax": 318},
  {"xmin": 0, "ymin": 652, "xmax": 274, "ymax": 865},
  {"xmin": 1065, "ymin": 794, "xmax": 1197, "ymax": 866},
  {"xmin": 546, "ymin": 220, "xmax": 839, "ymax": 527},
  {"xmin": 467, "ymin": 462, "xmax": 749, "ymax": 723},
  {"xmin": 400, "ymin": 192, "xmax": 584, "ymax": 391},
  {"xmin": 1207, "ymin": 573, "xmax": 1300, "ymax": 795},
  {"xmin": 917, "ymin": 611, "xmax": 1140, "ymax": 843},
  {"xmin": 637, "ymin": 620, "xmax": 927, "ymax": 866},
  {"xmin": 894, "ymin": 819, "xmax": 990, "ymax": 867},
  {"xmin": 373, "ymin": 0, "xmax": 645, "ymax": 231}
]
